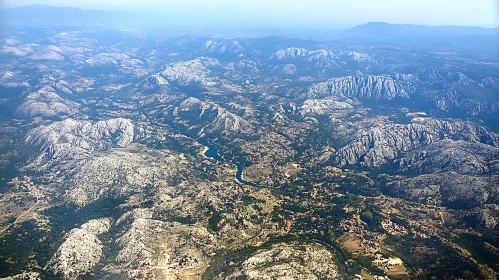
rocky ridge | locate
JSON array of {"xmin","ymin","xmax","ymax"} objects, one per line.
[
  {"xmin": 334, "ymin": 117, "xmax": 499, "ymax": 167},
  {"xmin": 306, "ymin": 74, "xmax": 417, "ymax": 100},
  {"xmin": 26, "ymin": 118, "xmax": 135, "ymax": 160},
  {"xmin": 16, "ymin": 85, "xmax": 79, "ymax": 118},
  {"xmin": 162, "ymin": 57, "xmax": 220, "ymax": 87},
  {"xmin": 46, "ymin": 218, "xmax": 113, "ymax": 279},
  {"xmin": 224, "ymin": 242, "xmax": 339, "ymax": 280},
  {"xmin": 175, "ymin": 97, "xmax": 252, "ymax": 136},
  {"xmin": 300, "ymin": 98, "xmax": 354, "ymax": 116}
]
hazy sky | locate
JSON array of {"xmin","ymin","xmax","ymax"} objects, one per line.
[{"xmin": 2, "ymin": 0, "xmax": 498, "ymax": 28}]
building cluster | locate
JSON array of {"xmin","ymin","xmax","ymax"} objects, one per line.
[
  {"xmin": 9, "ymin": 176, "xmax": 46, "ymax": 202},
  {"xmin": 381, "ymin": 219, "xmax": 408, "ymax": 236},
  {"xmin": 408, "ymin": 219, "xmax": 436, "ymax": 238},
  {"xmin": 166, "ymin": 255, "xmax": 200, "ymax": 272},
  {"xmin": 127, "ymin": 266, "xmax": 152, "ymax": 280},
  {"xmin": 372, "ymin": 254, "xmax": 404, "ymax": 271},
  {"xmin": 354, "ymin": 275, "xmax": 391, "ymax": 280},
  {"xmin": 340, "ymin": 218, "xmax": 382, "ymax": 254},
  {"xmin": 359, "ymin": 232, "xmax": 382, "ymax": 255},
  {"xmin": 339, "ymin": 217, "xmax": 363, "ymax": 233}
]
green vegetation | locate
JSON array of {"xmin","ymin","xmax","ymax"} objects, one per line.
[{"xmin": 0, "ymin": 221, "xmax": 53, "ymax": 278}]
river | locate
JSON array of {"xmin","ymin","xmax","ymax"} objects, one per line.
[{"xmin": 204, "ymin": 146, "xmax": 263, "ymax": 188}]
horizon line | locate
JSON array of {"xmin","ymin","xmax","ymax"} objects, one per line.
[{"xmin": 2, "ymin": 4, "xmax": 499, "ymax": 29}]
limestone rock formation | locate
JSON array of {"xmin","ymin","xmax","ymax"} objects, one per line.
[
  {"xmin": 224, "ymin": 242, "xmax": 339, "ymax": 280},
  {"xmin": 397, "ymin": 139, "xmax": 499, "ymax": 175},
  {"xmin": 203, "ymin": 40, "xmax": 244, "ymax": 54},
  {"xmin": 16, "ymin": 86, "xmax": 79, "ymax": 118},
  {"xmin": 334, "ymin": 118, "xmax": 499, "ymax": 167},
  {"xmin": 46, "ymin": 218, "xmax": 113, "ymax": 279},
  {"xmin": 301, "ymin": 98, "xmax": 354, "ymax": 116},
  {"xmin": 26, "ymin": 118, "xmax": 135, "ymax": 160},
  {"xmin": 270, "ymin": 47, "xmax": 340, "ymax": 69},
  {"xmin": 387, "ymin": 172, "xmax": 499, "ymax": 209},
  {"xmin": 138, "ymin": 73, "xmax": 169, "ymax": 92},
  {"xmin": 162, "ymin": 57, "xmax": 220, "ymax": 87},
  {"xmin": 306, "ymin": 74, "xmax": 417, "ymax": 100},
  {"xmin": 176, "ymin": 97, "xmax": 252, "ymax": 136}
]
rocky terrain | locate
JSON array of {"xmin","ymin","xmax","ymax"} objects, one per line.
[
  {"xmin": 16, "ymin": 86, "xmax": 79, "ymax": 118},
  {"xmin": 46, "ymin": 218, "xmax": 113, "ymax": 279},
  {"xmin": 333, "ymin": 117, "xmax": 499, "ymax": 167},
  {"xmin": 223, "ymin": 242, "xmax": 339, "ymax": 280},
  {"xmin": 0, "ymin": 10, "xmax": 498, "ymax": 280},
  {"xmin": 305, "ymin": 74, "xmax": 416, "ymax": 100}
]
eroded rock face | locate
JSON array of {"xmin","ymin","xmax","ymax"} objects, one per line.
[
  {"xmin": 26, "ymin": 118, "xmax": 135, "ymax": 159},
  {"xmin": 271, "ymin": 48, "xmax": 338, "ymax": 66},
  {"xmin": 0, "ymin": 71, "xmax": 30, "ymax": 88},
  {"xmin": 46, "ymin": 218, "xmax": 113, "ymax": 279},
  {"xmin": 301, "ymin": 98, "xmax": 354, "ymax": 116},
  {"xmin": 114, "ymin": 209, "xmax": 159, "ymax": 267},
  {"xmin": 419, "ymin": 71, "xmax": 499, "ymax": 116},
  {"xmin": 469, "ymin": 204, "xmax": 499, "ymax": 230},
  {"xmin": 25, "ymin": 118, "xmax": 177, "ymax": 206},
  {"xmin": 334, "ymin": 118, "xmax": 499, "ymax": 167},
  {"xmin": 176, "ymin": 97, "xmax": 252, "ymax": 136},
  {"xmin": 397, "ymin": 139, "xmax": 499, "ymax": 175},
  {"xmin": 138, "ymin": 73, "xmax": 169, "ymax": 93},
  {"xmin": 16, "ymin": 85, "xmax": 79, "ymax": 118},
  {"xmin": 57, "ymin": 148, "xmax": 176, "ymax": 205},
  {"xmin": 387, "ymin": 172, "xmax": 499, "ymax": 209},
  {"xmin": 306, "ymin": 74, "xmax": 417, "ymax": 100},
  {"xmin": 345, "ymin": 51, "xmax": 377, "ymax": 63},
  {"xmin": 162, "ymin": 57, "xmax": 220, "ymax": 87},
  {"xmin": 203, "ymin": 40, "xmax": 243, "ymax": 54},
  {"xmin": 225, "ymin": 242, "xmax": 339, "ymax": 280}
]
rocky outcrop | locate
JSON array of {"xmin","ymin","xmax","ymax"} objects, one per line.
[
  {"xmin": 335, "ymin": 118, "xmax": 499, "ymax": 167},
  {"xmin": 24, "ymin": 118, "xmax": 178, "ymax": 205},
  {"xmin": 203, "ymin": 40, "xmax": 244, "ymax": 54},
  {"xmin": 30, "ymin": 45, "xmax": 64, "ymax": 61},
  {"xmin": 418, "ymin": 70, "xmax": 499, "ymax": 116},
  {"xmin": 270, "ymin": 47, "xmax": 340, "ymax": 69},
  {"xmin": 46, "ymin": 218, "xmax": 113, "ymax": 279},
  {"xmin": 63, "ymin": 149, "xmax": 177, "ymax": 205},
  {"xmin": 343, "ymin": 51, "xmax": 377, "ymax": 63},
  {"xmin": 138, "ymin": 73, "xmax": 169, "ymax": 92},
  {"xmin": 176, "ymin": 97, "xmax": 252, "ymax": 136},
  {"xmin": 306, "ymin": 74, "xmax": 417, "ymax": 100},
  {"xmin": 162, "ymin": 57, "xmax": 220, "ymax": 87},
  {"xmin": 0, "ymin": 71, "xmax": 30, "ymax": 88},
  {"xmin": 26, "ymin": 118, "xmax": 135, "ymax": 160},
  {"xmin": 468, "ymin": 204, "xmax": 498, "ymax": 230},
  {"xmin": 113, "ymin": 209, "xmax": 159, "ymax": 267},
  {"xmin": 301, "ymin": 98, "xmax": 354, "ymax": 116},
  {"xmin": 397, "ymin": 139, "xmax": 499, "ymax": 175},
  {"xmin": 387, "ymin": 172, "xmax": 499, "ymax": 209},
  {"xmin": 224, "ymin": 242, "xmax": 339, "ymax": 280},
  {"xmin": 16, "ymin": 85, "xmax": 78, "ymax": 118}
]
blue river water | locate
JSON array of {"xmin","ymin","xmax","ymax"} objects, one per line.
[{"xmin": 204, "ymin": 146, "xmax": 262, "ymax": 188}]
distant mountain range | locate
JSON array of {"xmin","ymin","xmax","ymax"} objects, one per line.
[
  {"xmin": 2, "ymin": 5, "xmax": 498, "ymax": 40},
  {"xmin": 348, "ymin": 21, "xmax": 498, "ymax": 36}
]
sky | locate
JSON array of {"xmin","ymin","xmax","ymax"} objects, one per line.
[{"xmin": 1, "ymin": 0, "xmax": 498, "ymax": 28}]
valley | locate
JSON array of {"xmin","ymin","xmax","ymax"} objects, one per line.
[{"xmin": 0, "ymin": 6, "xmax": 498, "ymax": 280}]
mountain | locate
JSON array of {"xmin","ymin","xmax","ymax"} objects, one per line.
[
  {"xmin": 348, "ymin": 22, "xmax": 499, "ymax": 37},
  {"xmin": 345, "ymin": 22, "xmax": 499, "ymax": 52},
  {"xmin": 2, "ymin": 16, "xmax": 499, "ymax": 280}
]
